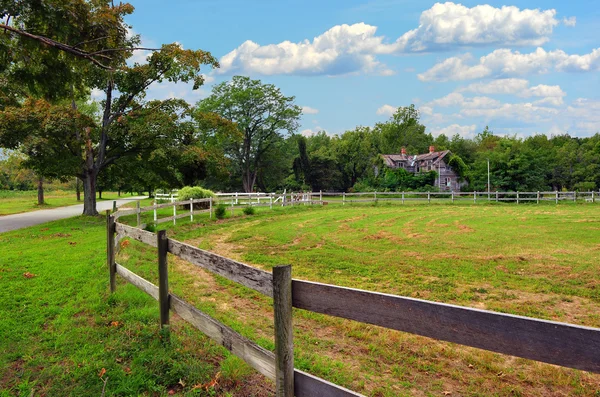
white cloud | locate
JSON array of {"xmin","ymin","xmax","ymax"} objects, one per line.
[
  {"xmin": 218, "ymin": 3, "xmax": 560, "ymax": 76},
  {"xmin": 90, "ymin": 88, "xmax": 104, "ymax": 101},
  {"xmin": 396, "ymin": 2, "xmax": 558, "ymax": 52},
  {"xmin": 419, "ymin": 47, "xmax": 600, "ymax": 82},
  {"xmin": 563, "ymin": 17, "xmax": 577, "ymax": 27},
  {"xmin": 430, "ymin": 124, "xmax": 477, "ymax": 138},
  {"xmin": 458, "ymin": 79, "xmax": 530, "ymax": 95},
  {"xmin": 426, "ymin": 93, "xmax": 501, "ymax": 109},
  {"xmin": 217, "ymin": 23, "xmax": 393, "ymax": 76},
  {"xmin": 461, "ymin": 102, "xmax": 559, "ymax": 122},
  {"xmin": 376, "ymin": 104, "xmax": 398, "ymax": 116},
  {"xmin": 300, "ymin": 126, "xmax": 324, "ymax": 137},
  {"xmin": 146, "ymin": 81, "xmax": 208, "ymax": 104},
  {"xmin": 301, "ymin": 106, "xmax": 319, "ymax": 115},
  {"xmin": 458, "ymin": 79, "xmax": 566, "ymax": 105}
]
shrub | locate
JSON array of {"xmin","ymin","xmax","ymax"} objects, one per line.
[
  {"xmin": 243, "ymin": 206, "xmax": 255, "ymax": 215},
  {"xmin": 177, "ymin": 186, "xmax": 215, "ymax": 200},
  {"xmin": 215, "ymin": 204, "xmax": 227, "ymax": 219},
  {"xmin": 144, "ymin": 222, "xmax": 157, "ymax": 233}
]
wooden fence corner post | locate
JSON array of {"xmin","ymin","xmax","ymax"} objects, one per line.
[
  {"xmin": 273, "ymin": 265, "xmax": 294, "ymax": 397},
  {"xmin": 106, "ymin": 210, "xmax": 116, "ymax": 293},
  {"xmin": 112, "ymin": 200, "xmax": 117, "ymax": 213},
  {"xmin": 157, "ymin": 230, "xmax": 170, "ymax": 338},
  {"xmin": 136, "ymin": 201, "xmax": 141, "ymax": 227}
]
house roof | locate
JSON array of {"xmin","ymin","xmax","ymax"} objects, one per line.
[
  {"xmin": 416, "ymin": 150, "xmax": 451, "ymax": 165},
  {"xmin": 381, "ymin": 150, "xmax": 451, "ymax": 167}
]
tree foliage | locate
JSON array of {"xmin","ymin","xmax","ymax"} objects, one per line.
[{"xmin": 196, "ymin": 76, "xmax": 302, "ymax": 192}]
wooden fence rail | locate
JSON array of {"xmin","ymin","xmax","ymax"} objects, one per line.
[{"xmin": 107, "ymin": 211, "xmax": 600, "ymax": 396}]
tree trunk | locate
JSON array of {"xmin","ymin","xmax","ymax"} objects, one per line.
[
  {"xmin": 37, "ymin": 176, "xmax": 44, "ymax": 205},
  {"xmin": 76, "ymin": 177, "xmax": 81, "ymax": 201},
  {"xmin": 242, "ymin": 169, "xmax": 257, "ymax": 193},
  {"xmin": 98, "ymin": 190, "xmax": 103, "ymax": 199},
  {"xmin": 81, "ymin": 170, "xmax": 98, "ymax": 216}
]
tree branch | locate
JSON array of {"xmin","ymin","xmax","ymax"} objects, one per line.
[{"xmin": 0, "ymin": 23, "xmax": 114, "ymax": 70}]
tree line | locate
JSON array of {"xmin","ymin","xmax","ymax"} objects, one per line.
[{"xmin": 1, "ymin": 2, "xmax": 599, "ymax": 216}]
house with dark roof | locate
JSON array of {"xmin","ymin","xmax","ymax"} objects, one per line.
[{"xmin": 381, "ymin": 146, "xmax": 464, "ymax": 191}]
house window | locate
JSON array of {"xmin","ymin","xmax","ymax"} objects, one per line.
[{"xmin": 445, "ymin": 177, "xmax": 451, "ymax": 187}]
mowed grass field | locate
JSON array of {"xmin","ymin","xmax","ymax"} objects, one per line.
[
  {"xmin": 2, "ymin": 202, "xmax": 600, "ymax": 396},
  {"xmin": 117, "ymin": 202, "xmax": 600, "ymax": 396}
]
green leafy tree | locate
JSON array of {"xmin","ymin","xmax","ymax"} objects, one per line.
[
  {"xmin": 0, "ymin": 2, "xmax": 218, "ymax": 214},
  {"xmin": 196, "ymin": 76, "xmax": 302, "ymax": 192}
]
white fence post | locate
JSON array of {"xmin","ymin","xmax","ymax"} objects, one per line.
[
  {"xmin": 342, "ymin": 192, "xmax": 345, "ymax": 206},
  {"xmin": 173, "ymin": 201, "xmax": 177, "ymax": 225},
  {"xmin": 427, "ymin": 191, "xmax": 430, "ymax": 204},
  {"xmin": 451, "ymin": 191, "xmax": 454, "ymax": 203},
  {"xmin": 154, "ymin": 199, "xmax": 157, "ymax": 222},
  {"xmin": 190, "ymin": 199, "xmax": 193, "ymax": 222},
  {"xmin": 474, "ymin": 191, "xmax": 477, "ymax": 204},
  {"xmin": 517, "ymin": 191, "xmax": 519, "ymax": 205},
  {"xmin": 574, "ymin": 191, "xmax": 577, "ymax": 202},
  {"xmin": 537, "ymin": 191, "xmax": 540, "ymax": 204},
  {"xmin": 556, "ymin": 191, "xmax": 559, "ymax": 204},
  {"xmin": 402, "ymin": 191, "xmax": 405, "ymax": 204},
  {"xmin": 209, "ymin": 197, "xmax": 213, "ymax": 219}
]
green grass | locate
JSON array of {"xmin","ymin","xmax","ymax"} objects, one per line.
[
  {"xmin": 0, "ymin": 216, "xmax": 271, "ymax": 396},
  {"xmin": 116, "ymin": 201, "xmax": 600, "ymax": 396},
  {"xmin": 0, "ymin": 190, "xmax": 139, "ymax": 216},
  {"xmin": 3, "ymin": 201, "xmax": 600, "ymax": 396}
]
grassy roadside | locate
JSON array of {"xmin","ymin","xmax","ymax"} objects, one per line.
[
  {"xmin": 117, "ymin": 202, "xmax": 600, "ymax": 396},
  {"xmin": 0, "ymin": 216, "xmax": 271, "ymax": 396},
  {"xmin": 0, "ymin": 191, "xmax": 139, "ymax": 216}
]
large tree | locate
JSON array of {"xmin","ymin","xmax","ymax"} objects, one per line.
[
  {"xmin": 0, "ymin": 1, "xmax": 218, "ymax": 214},
  {"xmin": 196, "ymin": 76, "xmax": 302, "ymax": 192}
]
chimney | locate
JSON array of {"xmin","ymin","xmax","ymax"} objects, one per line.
[
  {"xmin": 401, "ymin": 147, "xmax": 407, "ymax": 155},
  {"xmin": 429, "ymin": 145, "xmax": 435, "ymax": 153}
]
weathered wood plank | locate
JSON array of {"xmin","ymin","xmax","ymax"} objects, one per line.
[
  {"xmin": 115, "ymin": 263, "xmax": 159, "ymax": 300},
  {"xmin": 273, "ymin": 265, "xmax": 294, "ymax": 396},
  {"xmin": 113, "ymin": 208, "xmax": 139, "ymax": 219},
  {"xmin": 115, "ymin": 222, "xmax": 157, "ymax": 248},
  {"xmin": 292, "ymin": 280, "xmax": 600, "ymax": 373},
  {"xmin": 158, "ymin": 230, "xmax": 170, "ymax": 330},
  {"xmin": 106, "ymin": 211, "xmax": 116, "ymax": 292},
  {"xmin": 294, "ymin": 370, "xmax": 364, "ymax": 397},
  {"xmin": 170, "ymin": 294, "xmax": 276, "ymax": 381},
  {"xmin": 167, "ymin": 239, "xmax": 273, "ymax": 297}
]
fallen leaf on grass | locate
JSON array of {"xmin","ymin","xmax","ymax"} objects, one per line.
[
  {"xmin": 23, "ymin": 272, "xmax": 36, "ymax": 279},
  {"xmin": 110, "ymin": 321, "xmax": 120, "ymax": 327},
  {"xmin": 69, "ymin": 241, "xmax": 77, "ymax": 246},
  {"xmin": 124, "ymin": 367, "xmax": 131, "ymax": 374},
  {"xmin": 98, "ymin": 368, "xmax": 106, "ymax": 378},
  {"xmin": 120, "ymin": 240, "xmax": 130, "ymax": 249},
  {"xmin": 40, "ymin": 228, "xmax": 49, "ymax": 231}
]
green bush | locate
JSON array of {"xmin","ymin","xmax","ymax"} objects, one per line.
[
  {"xmin": 243, "ymin": 206, "xmax": 255, "ymax": 215},
  {"xmin": 215, "ymin": 204, "xmax": 227, "ymax": 219},
  {"xmin": 177, "ymin": 186, "xmax": 216, "ymax": 200}
]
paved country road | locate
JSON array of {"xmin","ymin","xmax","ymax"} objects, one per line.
[{"xmin": 0, "ymin": 196, "xmax": 147, "ymax": 233}]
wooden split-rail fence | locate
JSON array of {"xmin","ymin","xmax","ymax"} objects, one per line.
[{"xmin": 107, "ymin": 203, "xmax": 600, "ymax": 396}]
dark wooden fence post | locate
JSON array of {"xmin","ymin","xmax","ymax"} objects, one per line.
[
  {"xmin": 273, "ymin": 265, "xmax": 294, "ymax": 397},
  {"xmin": 106, "ymin": 210, "xmax": 116, "ymax": 292},
  {"xmin": 157, "ymin": 230, "xmax": 170, "ymax": 335},
  {"xmin": 112, "ymin": 200, "xmax": 117, "ymax": 212}
]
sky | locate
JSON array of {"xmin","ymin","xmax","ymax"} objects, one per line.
[{"xmin": 125, "ymin": 0, "xmax": 600, "ymax": 140}]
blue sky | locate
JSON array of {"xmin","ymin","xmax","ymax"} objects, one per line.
[{"xmin": 125, "ymin": 0, "xmax": 600, "ymax": 139}]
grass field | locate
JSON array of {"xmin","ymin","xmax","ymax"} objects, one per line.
[
  {"xmin": 0, "ymin": 215, "xmax": 270, "ymax": 397},
  {"xmin": 117, "ymin": 201, "xmax": 600, "ymax": 396},
  {"xmin": 2, "ymin": 202, "xmax": 600, "ymax": 396},
  {"xmin": 0, "ymin": 190, "xmax": 138, "ymax": 216}
]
